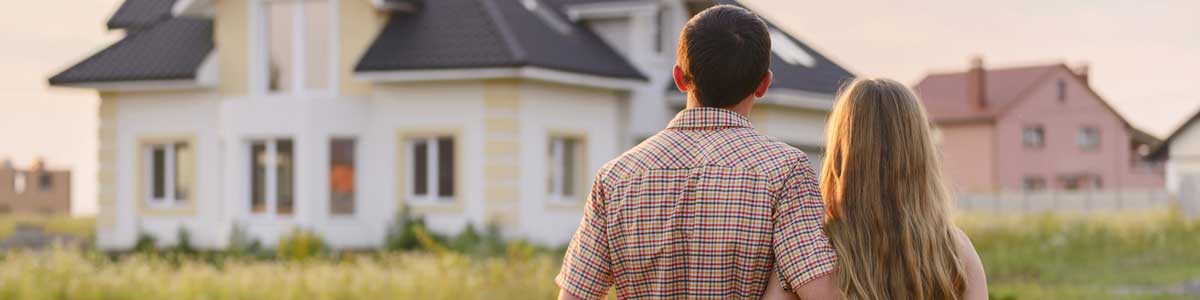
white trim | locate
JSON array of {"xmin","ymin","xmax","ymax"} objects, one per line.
[
  {"xmin": 53, "ymin": 79, "xmax": 205, "ymax": 92},
  {"xmin": 565, "ymin": 0, "xmax": 659, "ymax": 21},
  {"xmin": 356, "ymin": 66, "xmax": 644, "ymax": 91},
  {"xmin": 144, "ymin": 143, "xmax": 188, "ymax": 209},
  {"xmin": 247, "ymin": 138, "xmax": 295, "ymax": 219},
  {"xmin": 196, "ymin": 51, "xmax": 220, "ymax": 87},
  {"xmin": 405, "ymin": 137, "xmax": 454, "ymax": 204},
  {"xmin": 173, "ymin": 0, "xmax": 214, "ymax": 17},
  {"xmin": 368, "ymin": 0, "xmax": 419, "ymax": 12},
  {"xmin": 666, "ymin": 88, "xmax": 836, "ymax": 111},
  {"xmin": 547, "ymin": 137, "xmax": 582, "ymax": 203}
]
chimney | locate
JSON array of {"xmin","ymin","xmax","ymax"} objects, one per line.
[
  {"xmin": 966, "ymin": 56, "xmax": 986, "ymax": 109},
  {"xmin": 31, "ymin": 157, "xmax": 45, "ymax": 172},
  {"xmin": 1074, "ymin": 63, "xmax": 1090, "ymax": 85}
]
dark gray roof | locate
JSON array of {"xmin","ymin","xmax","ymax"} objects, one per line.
[
  {"xmin": 666, "ymin": 0, "xmax": 855, "ymax": 95},
  {"xmin": 107, "ymin": 0, "xmax": 177, "ymax": 30},
  {"xmin": 50, "ymin": 17, "xmax": 213, "ymax": 85},
  {"xmin": 355, "ymin": 0, "xmax": 645, "ymax": 80}
]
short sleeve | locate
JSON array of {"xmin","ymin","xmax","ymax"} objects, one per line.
[
  {"xmin": 772, "ymin": 155, "xmax": 837, "ymax": 291},
  {"xmin": 555, "ymin": 175, "xmax": 614, "ymax": 300}
]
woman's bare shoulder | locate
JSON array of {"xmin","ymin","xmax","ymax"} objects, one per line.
[{"xmin": 952, "ymin": 226, "xmax": 989, "ymax": 300}]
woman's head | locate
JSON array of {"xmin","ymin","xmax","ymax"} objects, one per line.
[{"xmin": 820, "ymin": 78, "xmax": 965, "ymax": 299}]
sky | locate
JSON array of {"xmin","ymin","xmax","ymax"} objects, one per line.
[{"xmin": 0, "ymin": 0, "xmax": 1197, "ymax": 215}]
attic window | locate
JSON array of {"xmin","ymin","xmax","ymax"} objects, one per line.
[
  {"xmin": 523, "ymin": 0, "xmax": 573, "ymax": 35},
  {"xmin": 769, "ymin": 29, "xmax": 816, "ymax": 67}
]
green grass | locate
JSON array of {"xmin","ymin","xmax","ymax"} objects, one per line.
[
  {"xmin": 959, "ymin": 211, "xmax": 1200, "ymax": 299},
  {"xmin": 0, "ymin": 212, "xmax": 1196, "ymax": 299}
]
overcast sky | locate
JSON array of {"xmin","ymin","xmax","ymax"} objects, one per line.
[{"xmin": 1, "ymin": 0, "xmax": 1197, "ymax": 214}]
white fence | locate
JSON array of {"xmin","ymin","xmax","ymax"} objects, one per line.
[
  {"xmin": 954, "ymin": 176, "xmax": 1200, "ymax": 218},
  {"xmin": 956, "ymin": 189, "xmax": 1174, "ymax": 215}
]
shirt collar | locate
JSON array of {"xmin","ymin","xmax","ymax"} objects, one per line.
[{"xmin": 666, "ymin": 107, "xmax": 754, "ymax": 130}]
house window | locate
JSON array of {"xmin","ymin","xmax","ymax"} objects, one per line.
[
  {"xmin": 1077, "ymin": 126, "xmax": 1100, "ymax": 151},
  {"xmin": 1056, "ymin": 79, "xmax": 1067, "ymax": 102},
  {"xmin": 144, "ymin": 142, "xmax": 192, "ymax": 207},
  {"xmin": 13, "ymin": 172, "xmax": 26, "ymax": 194},
  {"xmin": 260, "ymin": 0, "xmax": 333, "ymax": 93},
  {"xmin": 548, "ymin": 136, "xmax": 584, "ymax": 201},
  {"xmin": 250, "ymin": 138, "xmax": 295, "ymax": 216},
  {"xmin": 406, "ymin": 136, "xmax": 455, "ymax": 202},
  {"xmin": 329, "ymin": 138, "xmax": 355, "ymax": 215},
  {"xmin": 1022, "ymin": 176, "xmax": 1046, "ymax": 191},
  {"xmin": 38, "ymin": 173, "xmax": 52, "ymax": 192},
  {"xmin": 1022, "ymin": 126, "xmax": 1045, "ymax": 149}
]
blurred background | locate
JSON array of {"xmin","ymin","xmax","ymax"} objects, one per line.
[{"xmin": 0, "ymin": 0, "xmax": 1197, "ymax": 299}]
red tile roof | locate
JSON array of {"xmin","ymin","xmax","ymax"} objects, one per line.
[{"xmin": 913, "ymin": 65, "xmax": 1058, "ymax": 124}]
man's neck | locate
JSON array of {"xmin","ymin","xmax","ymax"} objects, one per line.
[{"xmin": 685, "ymin": 94, "xmax": 754, "ymax": 116}]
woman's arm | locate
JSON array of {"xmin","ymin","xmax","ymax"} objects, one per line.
[
  {"xmin": 763, "ymin": 272, "xmax": 800, "ymax": 300},
  {"xmin": 954, "ymin": 228, "xmax": 989, "ymax": 300}
]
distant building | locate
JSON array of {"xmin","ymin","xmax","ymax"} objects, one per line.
[
  {"xmin": 914, "ymin": 57, "xmax": 1163, "ymax": 193},
  {"xmin": 49, "ymin": 0, "xmax": 854, "ymax": 250},
  {"xmin": 1149, "ymin": 108, "xmax": 1200, "ymax": 194},
  {"xmin": 0, "ymin": 159, "xmax": 72, "ymax": 215}
]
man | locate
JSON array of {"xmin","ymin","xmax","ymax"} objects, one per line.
[{"xmin": 556, "ymin": 5, "xmax": 839, "ymax": 300}]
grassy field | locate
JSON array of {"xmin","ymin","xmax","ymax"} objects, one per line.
[{"xmin": 0, "ymin": 212, "xmax": 1196, "ymax": 299}]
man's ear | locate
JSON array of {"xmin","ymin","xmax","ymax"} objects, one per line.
[
  {"xmin": 673, "ymin": 65, "xmax": 689, "ymax": 93},
  {"xmin": 754, "ymin": 71, "xmax": 773, "ymax": 98}
]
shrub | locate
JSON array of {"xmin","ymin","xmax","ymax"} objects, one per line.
[
  {"xmin": 276, "ymin": 229, "xmax": 326, "ymax": 261},
  {"xmin": 226, "ymin": 222, "xmax": 262, "ymax": 257},
  {"xmin": 174, "ymin": 227, "xmax": 195, "ymax": 255},
  {"xmin": 133, "ymin": 231, "xmax": 157, "ymax": 253}
]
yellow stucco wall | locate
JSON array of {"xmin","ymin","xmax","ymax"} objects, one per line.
[
  {"xmin": 339, "ymin": 0, "xmax": 386, "ymax": 96},
  {"xmin": 482, "ymin": 80, "xmax": 521, "ymax": 227},
  {"xmin": 215, "ymin": 0, "xmax": 249, "ymax": 96},
  {"xmin": 97, "ymin": 94, "xmax": 118, "ymax": 230}
]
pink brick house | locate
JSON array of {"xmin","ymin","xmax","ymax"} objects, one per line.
[{"xmin": 914, "ymin": 58, "xmax": 1164, "ymax": 193}]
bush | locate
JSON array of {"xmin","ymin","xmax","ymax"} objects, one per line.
[
  {"xmin": 174, "ymin": 227, "xmax": 195, "ymax": 255},
  {"xmin": 133, "ymin": 231, "xmax": 157, "ymax": 253},
  {"xmin": 226, "ymin": 222, "xmax": 262, "ymax": 257},
  {"xmin": 385, "ymin": 206, "xmax": 446, "ymax": 251},
  {"xmin": 276, "ymin": 229, "xmax": 326, "ymax": 261}
]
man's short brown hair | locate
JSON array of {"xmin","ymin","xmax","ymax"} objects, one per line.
[{"xmin": 677, "ymin": 5, "xmax": 772, "ymax": 108}]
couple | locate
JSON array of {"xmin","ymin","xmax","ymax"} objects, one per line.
[{"xmin": 556, "ymin": 5, "xmax": 987, "ymax": 300}]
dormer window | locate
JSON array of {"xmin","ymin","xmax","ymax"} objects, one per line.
[
  {"xmin": 257, "ymin": 0, "xmax": 335, "ymax": 94},
  {"xmin": 769, "ymin": 29, "xmax": 816, "ymax": 67}
]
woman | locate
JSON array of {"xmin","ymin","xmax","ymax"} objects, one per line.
[{"xmin": 765, "ymin": 78, "xmax": 987, "ymax": 300}]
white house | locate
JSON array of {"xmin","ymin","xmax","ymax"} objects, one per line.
[
  {"xmin": 1151, "ymin": 109, "xmax": 1200, "ymax": 194},
  {"xmin": 50, "ymin": 0, "xmax": 854, "ymax": 250}
]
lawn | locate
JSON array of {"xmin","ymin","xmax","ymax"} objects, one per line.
[{"xmin": 0, "ymin": 212, "xmax": 1196, "ymax": 300}]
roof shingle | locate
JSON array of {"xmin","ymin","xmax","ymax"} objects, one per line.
[
  {"xmin": 107, "ymin": 0, "xmax": 178, "ymax": 30},
  {"xmin": 355, "ymin": 0, "xmax": 645, "ymax": 80},
  {"xmin": 50, "ymin": 17, "xmax": 213, "ymax": 85}
]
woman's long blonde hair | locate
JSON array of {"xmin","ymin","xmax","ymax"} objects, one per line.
[{"xmin": 820, "ymin": 78, "xmax": 966, "ymax": 299}]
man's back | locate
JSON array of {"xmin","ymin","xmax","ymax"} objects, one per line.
[{"xmin": 556, "ymin": 108, "xmax": 835, "ymax": 299}]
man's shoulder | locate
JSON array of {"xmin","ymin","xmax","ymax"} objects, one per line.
[{"xmin": 719, "ymin": 128, "xmax": 814, "ymax": 172}]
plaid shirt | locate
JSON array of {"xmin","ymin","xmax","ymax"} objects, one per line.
[{"xmin": 557, "ymin": 108, "xmax": 836, "ymax": 299}]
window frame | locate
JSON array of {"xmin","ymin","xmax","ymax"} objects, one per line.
[
  {"xmin": 250, "ymin": 0, "xmax": 340, "ymax": 97},
  {"xmin": 1022, "ymin": 125, "xmax": 1045, "ymax": 149},
  {"xmin": 246, "ymin": 137, "xmax": 297, "ymax": 218},
  {"xmin": 1077, "ymin": 126, "xmax": 1101, "ymax": 151},
  {"xmin": 398, "ymin": 129, "xmax": 463, "ymax": 213},
  {"xmin": 547, "ymin": 134, "xmax": 587, "ymax": 204},
  {"xmin": 137, "ymin": 136, "xmax": 198, "ymax": 214},
  {"xmin": 328, "ymin": 136, "xmax": 358, "ymax": 217}
]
